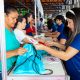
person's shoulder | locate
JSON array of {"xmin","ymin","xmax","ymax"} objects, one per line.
[
  {"xmin": 14, "ymin": 28, "xmax": 22, "ymax": 32},
  {"xmin": 5, "ymin": 28, "xmax": 8, "ymax": 32},
  {"xmin": 61, "ymin": 23, "xmax": 65, "ymax": 27},
  {"xmin": 5, "ymin": 28, "xmax": 11, "ymax": 34},
  {"xmin": 72, "ymin": 34, "xmax": 80, "ymax": 42},
  {"xmin": 77, "ymin": 33, "xmax": 80, "ymax": 36},
  {"xmin": 75, "ymin": 33, "xmax": 80, "ymax": 38},
  {"xmin": 26, "ymin": 23, "xmax": 30, "ymax": 28},
  {"xmin": 70, "ymin": 33, "xmax": 80, "ymax": 50},
  {"xmin": 14, "ymin": 28, "xmax": 23, "ymax": 35}
]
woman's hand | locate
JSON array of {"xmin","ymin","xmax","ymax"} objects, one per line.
[
  {"xmin": 34, "ymin": 44, "xmax": 46, "ymax": 50},
  {"xmin": 35, "ymin": 38, "xmax": 45, "ymax": 43},
  {"xmin": 52, "ymin": 38, "xmax": 58, "ymax": 42},
  {"xmin": 44, "ymin": 41, "xmax": 52, "ymax": 46},
  {"xmin": 44, "ymin": 41, "xmax": 56, "ymax": 47},
  {"xmin": 16, "ymin": 47, "xmax": 27, "ymax": 55}
]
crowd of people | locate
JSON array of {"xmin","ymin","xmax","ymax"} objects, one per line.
[{"xmin": 0, "ymin": 4, "xmax": 80, "ymax": 80}]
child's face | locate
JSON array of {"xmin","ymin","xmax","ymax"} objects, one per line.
[
  {"xmin": 21, "ymin": 18, "xmax": 26, "ymax": 29},
  {"xmin": 56, "ymin": 19, "xmax": 62, "ymax": 25},
  {"xmin": 18, "ymin": 18, "xmax": 26, "ymax": 29}
]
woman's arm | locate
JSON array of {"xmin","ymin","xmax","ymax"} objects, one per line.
[
  {"xmin": 52, "ymin": 41, "xmax": 66, "ymax": 50},
  {"xmin": 45, "ymin": 41, "xmax": 66, "ymax": 50},
  {"xmin": 6, "ymin": 47, "xmax": 27, "ymax": 58},
  {"xmin": 35, "ymin": 44, "xmax": 79, "ymax": 61},
  {"xmin": 22, "ymin": 38, "xmax": 30, "ymax": 44},
  {"xmin": 45, "ymin": 32, "xmax": 60, "ymax": 38}
]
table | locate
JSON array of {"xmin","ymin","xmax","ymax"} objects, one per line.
[{"xmin": 8, "ymin": 56, "xmax": 69, "ymax": 80}]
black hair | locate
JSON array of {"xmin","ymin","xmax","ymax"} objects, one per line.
[
  {"xmin": 33, "ymin": 14, "xmax": 35, "ymax": 19},
  {"xmin": 23, "ymin": 13, "xmax": 33, "ymax": 23},
  {"xmin": 40, "ymin": 18, "xmax": 43, "ymax": 21},
  {"xmin": 54, "ymin": 15, "xmax": 65, "ymax": 23},
  {"xmin": 47, "ymin": 19, "xmax": 53, "ymax": 30},
  {"xmin": 17, "ymin": 16, "xmax": 23, "ymax": 22},
  {"xmin": 63, "ymin": 20, "xmax": 70, "ymax": 38},
  {"xmin": 4, "ymin": 4, "xmax": 17, "ymax": 15},
  {"xmin": 14, "ymin": 16, "xmax": 24, "ymax": 29}
]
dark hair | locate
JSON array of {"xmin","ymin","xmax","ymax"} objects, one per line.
[
  {"xmin": 71, "ymin": 8, "xmax": 80, "ymax": 34},
  {"xmin": 63, "ymin": 20, "xmax": 70, "ymax": 38},
  {"xmin": 54, "ymin": 15, "xmax": 65, "ymax": 23},
  {"xmin": 17, "ymin": 16, "xmax": 23, "ymax": 22},
  {"xmin": 66, "ymin": 8, "xmax": 80, "ymax": 46},
  {"xmin": 40, "ymin": 18, "xmax": 43, "ymax": 21},
  {"xmin": 23, "ymin": 13, "xmax": 33, "ymax": 23},
  {"xmin": 4, "ymin": 4, "xmax": 17, "ymax": 15},
  {"xmin": 14, "ymin": 16, "xmax": 24, "ymax": 29},
  {"xmin": 33, "ymin": 14, "xmax": 35, "ymax": 19},
  {"xmin": 47, "ymin": 19, "xmax": 53, "ymax": 30}
]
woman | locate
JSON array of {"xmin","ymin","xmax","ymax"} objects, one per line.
[
  {"xmin": 0, "ymin": 5, "xmax": 27, "ymax": 76},
  {"xmin": 35, "ymin": 8, "xmax": 80, "ymax": 80},
  {"xmin": 29, "ymin": 19, "xmax": 36, "ymax": 35},
  {"xmin": 23, "ymin": 13, "xmax": 34, "ymax": 36},
  {"xmin": 26, "ymin": 18, "xmax": 36, "ymax": 36}
]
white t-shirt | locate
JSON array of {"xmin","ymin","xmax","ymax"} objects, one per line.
[
  {"xmin": 14, "ymin": 29, "xmax": 38, "ymax": 44},
  {"xmin": 14, "ymin": 29, "xmax": 26, "ymax": 44}
]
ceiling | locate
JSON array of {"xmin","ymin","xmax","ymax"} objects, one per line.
[{"xmin": 4, "ymin": 0, "xmax": 75, "ymax": 14}]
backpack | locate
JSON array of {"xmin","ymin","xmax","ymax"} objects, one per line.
[{"xmin": 13, "ymin": 44, "xmax": 52, "ymax": 75}]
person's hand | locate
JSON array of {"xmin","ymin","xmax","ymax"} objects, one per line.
[
  {"xmin": 44, "ymin": 41, "xmax": 54, "ymax": 47},
  {"xmin": 45, "ymin": 33, "xmax": 52, "ymax": 37},
  {"xmin": 16, "ymin": 47, "xmax": 27, "ymax": 55},
  {"xmin": 34, "ymin": 44, "xmax": 45, "ymax": 50},
  {"xmin": 35, "ymin": 38, "xmax": 45, "ymax": 43},
  {"xmin": 52, "ymin": 38, "xmax": 58, "ymax": 42},
  {"xmin": 45, "ymin": 41, "xmax": 57, "ymax": 47}
]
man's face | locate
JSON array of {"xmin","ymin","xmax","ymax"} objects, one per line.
[{"xmin": 5, "ymin": 11, "xmax": 18, "ymax": 28}]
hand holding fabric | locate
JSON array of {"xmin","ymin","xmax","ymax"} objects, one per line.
[{"xmin": 16, "ymin": 47, "xmax": 27, "ymax": 55}]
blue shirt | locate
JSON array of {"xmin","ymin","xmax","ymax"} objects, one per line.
[
  {"xmin": 57, "ymin": 23, "xmax": 65, "ymax": 40},
  {"xmin": 25, "ymin": 23, "xmax": 30, "ymax": 29},
  {"xmin": 25, "ymin": 23, "xmax": 33, "ymax": 36},
  {"xmin": 51, "ymin": 23, "xmax": 58, "ymax": 32},
  {"xmin": 59, "ymin": 31, "xmax": 68, "ymax": 40},
  {"xmin": 0, "ymin": 28, "xmax": 20, "ymax": 71},
  {"xmin": 65, "ymin": 34, "xmax": 80, "ymax": 80}
]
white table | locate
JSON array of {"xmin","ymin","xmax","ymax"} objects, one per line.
[{"xmin": 8, "ymin": 56, "xmax": 69, "ymax": 80}]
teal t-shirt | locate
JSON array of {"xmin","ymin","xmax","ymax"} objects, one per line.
[{"xmin": 0, "ymin": 28, "xmax": 20, "ymax": 71}]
